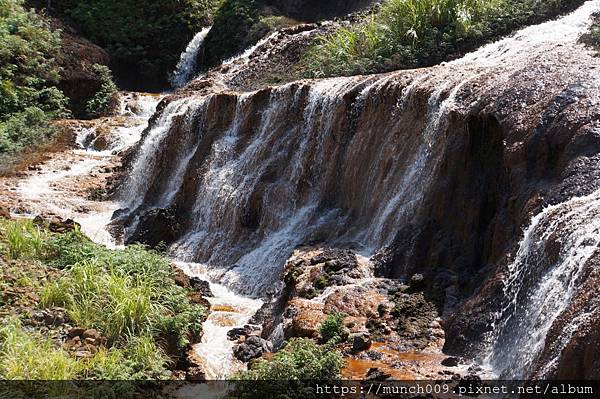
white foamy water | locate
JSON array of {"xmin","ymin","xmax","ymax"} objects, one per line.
[
  {"xmin": 15, "ymin": 93, "xmax": 160, "ymax": 248},
  {"xmin": 175, "ymin": 262, "xmax": 263, "ymax": 379},
  {"xmin": 453, "ymin": 0, "xmax": 600, "ymax": 66},
  {"xmin": 223, "ymin": 31, "xmax": 279, "ymax": 67},
  {"xmin": 170, "ymin": 27, "xmax": 212, "ymax": 88},
  {"xmin": 121, "ymin": 97, "xmax": 202, "ymax": 212},
  {"xmin": 484, "ymin": 188, "xmax": 600, "ymax": 378}
]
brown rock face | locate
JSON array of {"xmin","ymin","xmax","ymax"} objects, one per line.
[{"xmin": 57, "ymin": 31, "xmax": 111, "ymax": 117}]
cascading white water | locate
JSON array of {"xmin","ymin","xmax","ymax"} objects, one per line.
[
  {"xmin": 121, "ymin": 97, "xmax": 204, "ymax": 213},
  {"xmin": 16, "ymin": 93, "xmax": 160, "ymax": 247},
  {"xmin": 170, "ymin": 27, "xmax": 212, "ymax": 88},
  {"xmin": 484, "ymin": 188, "xmax": 600, "ymax": 378},
  {"xmin": 453, "ymin": 0, "xmax": 599, "ymax": 67}
]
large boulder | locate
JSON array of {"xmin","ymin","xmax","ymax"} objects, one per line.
[
  {"xmin": 57, "ymin": 30, "xmax": 112, "ymax": 118},
  {"xmin": 233, "ymin": 335, "xmax": 273, "ymax": 362},
  {"xmin": 126, "ymin": 207, "xmax": 182, "ymax": 248}
]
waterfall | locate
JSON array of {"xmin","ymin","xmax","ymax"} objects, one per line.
[
  {"xmin": 170, "ymin": 27, "xmax": 212, "ymax": 88},
  {"xmin": 484, "ymin": 188, "xmax": 600, "ymax": 378},
  {"xmin": 122, "ymin": 73, "xmax": 476, "ymax": 297}
]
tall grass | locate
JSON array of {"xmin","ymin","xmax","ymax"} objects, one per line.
[
  {"xmin": 2, "ymin": 219, "xmax": 47, "ymax": 259},
  {"xmin": 0, "ymin": 219, "xmax": 206, "ymax": 380},
  {"xmin": 0, "ymin": 319, "xmax": 79, "ymax": 380},
  {"xmin": 304, "ymin": 0, "xmax": 580, "ymax": 77},
  {"xmin": 41, "ymin": 236, "xmax": 205, "ymax": 348}
]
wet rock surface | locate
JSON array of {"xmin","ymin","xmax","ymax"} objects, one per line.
[{"xmin": 126, "ymin": 207, "xmax": 183, "ymax": 247}]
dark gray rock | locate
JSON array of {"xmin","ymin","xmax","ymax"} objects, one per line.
[
  {"xmin": 233, "ymin": 336, "xmax": 273, "ymax": 362},
  {"xmin": 351, "ymin": 333, "xmax": 372, "ymax": 352}
]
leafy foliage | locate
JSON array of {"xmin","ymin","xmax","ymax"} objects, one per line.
[
  {"xmin": 0, "ymin": 0, "xmax": 66, "ymax": 119},
  {"xmin": 85, "ymin": 64, "xmax": 117, "ymax": 118},
  {"xmin": 319, "ymin": 312, "xmax": 347, "ymax": 344},
  {"xmin": 0, "ymin": 0, "xmax": 67, "ymax": 160},
  {"xmin": 231, "ymin": 338, "xmax": 344, "ymax": 398},
  {"xmin": 61, "ymin": 0, "xmax": 223, "ymax": 87},
  {"xmin": 304, "ymin": 0, "xmax": 585, "ymax": 77}
]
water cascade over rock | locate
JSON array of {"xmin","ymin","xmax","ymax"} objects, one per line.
[
  {"xmin": 170, "ymin": 27, "xmax": 212, "ymax": 88},
  {"xmin": 119, "ymin": 1, "xmax": 600, "ymax": 379}
]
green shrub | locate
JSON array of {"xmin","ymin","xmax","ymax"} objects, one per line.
[
  {"xmin": 231, "ymin": 338, "xmax": 344, "ymax": 398},
  {"xmin": 319, "ymin": 312, "xmax": 347, "ymax": 343},
  {"xmin": 85, "ymin": 64, "xmax": 117, "ymax": 118},
  {"xmin": 0, "ymin": 0, "xmax": 68, "ymax": 163},
  {"xmin": 0, "ymin": 0, "xmax": 67, "ymax": 119},
  {"xmin": 0, "ymin": 107, "xmax": 57, "ymax": 156}
]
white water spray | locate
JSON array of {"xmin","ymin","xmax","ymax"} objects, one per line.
[{"xmin": 170, "ymin": 27, "xmax": 212, "ymax": 88}]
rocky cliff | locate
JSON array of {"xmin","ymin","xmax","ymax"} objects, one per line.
[{"xmin": 116, "ymin": 2, "xmax": 600, "ymax": 380}]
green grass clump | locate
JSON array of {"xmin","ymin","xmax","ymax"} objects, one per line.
[
  {"xmin": 41, "ymin": 231, "xmax": 206, "ymax": 350},
  {"xmin": 0, "ymin": 218, "xmax": 207, "ymax": 380},
  {"xmin": 0, "ymin": 219, "xmax": 49, "ymax": 259},
  {"xmin": 0, "ymin": 318, "xmax": 79, "ymax": 380},
  {"xmin": 304, "ymin": 0, "xmax": 585, "ymax": 78},
  {"xmin": 231, "ymin": 338, "xmax": 344, "ymax": 398}
]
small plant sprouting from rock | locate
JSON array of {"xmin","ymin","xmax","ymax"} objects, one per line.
[{"xmin": 319, "ymin": 312, "xmax": 348, "ymax": 344}]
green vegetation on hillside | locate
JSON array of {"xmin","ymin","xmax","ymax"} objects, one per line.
[
  {"xmin": 304, "ymin": 0, "xmax": 586, "ymax": 77},
  {"xmin": 0, "ymin": 218, "xmax": 207, "ymax": 381},
  {"xmin": 0, "ymin": 0, "xmax": 66, "ymax": 159},
  {"xmin": 59, "ymin": 0, "xmax": 223, "ymax": 88}
]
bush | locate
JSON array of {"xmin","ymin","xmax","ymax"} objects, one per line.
[
  {"xmin": 0, "ymin": 0, "xmax": 68, "ymax": 165},
  {"xmin": 231, "ymin": 338, "xmax": 344, "ymax": 398},
  {"xmin": 62, "ymin": 0, "xmax": 223, "ymax": 88},
  {"xmin": 304, "ymin": 0, "xmax": 585, "ymax": 77},
  {"xmin": 319, "ymin": 312, "xmax": 347, "ymax": 343},
  {"xmin": 85, "ymin": 64, "xmax": 117, "ymax": 118}
]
